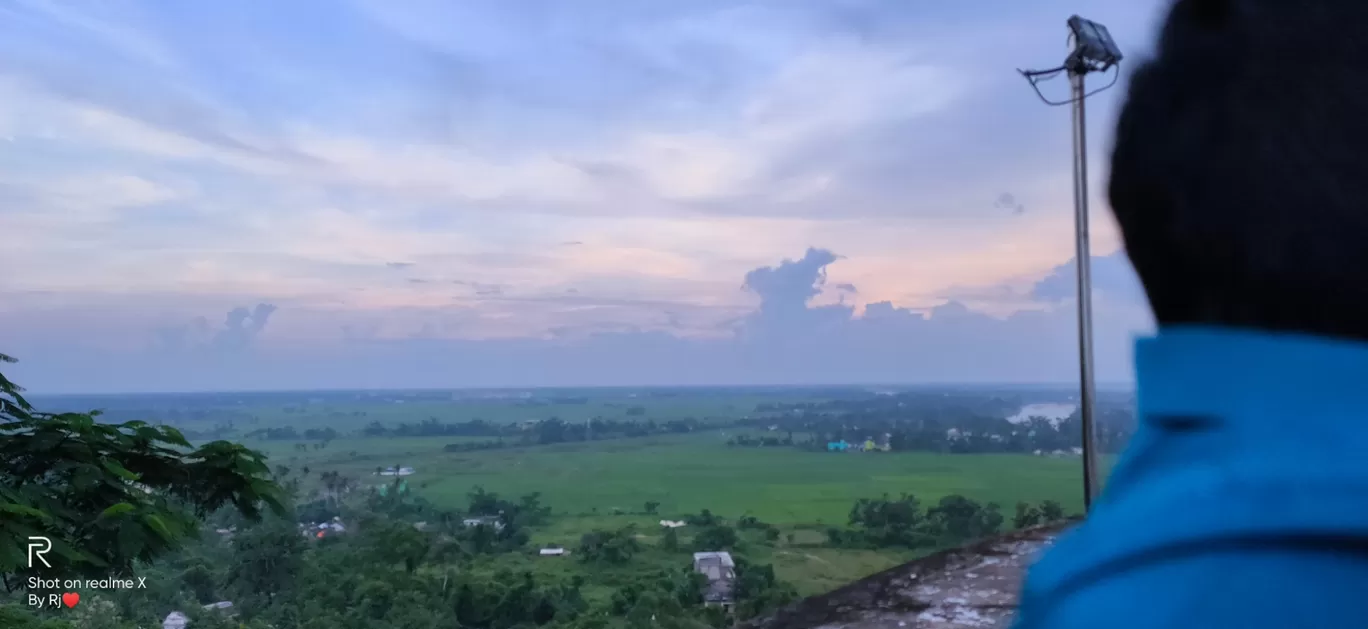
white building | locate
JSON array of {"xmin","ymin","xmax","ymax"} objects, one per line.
[{"xmin": 163, "ymin": 611, "xmax": 188, "ymax": 629}]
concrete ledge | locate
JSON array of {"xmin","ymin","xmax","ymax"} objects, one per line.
[{"xmin": 737, "ymin": 519, "xmax": 1080, "ymax": 629}]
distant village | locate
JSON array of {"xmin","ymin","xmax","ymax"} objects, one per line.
[{"xmin": 824, "ymin": 433, "xmax": 894, "ymax": 452}]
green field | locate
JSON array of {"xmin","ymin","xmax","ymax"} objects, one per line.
[
  {"xmin": 48, "ymin": 385, "xmax": 1122, "ymax": 599},
  {"xmin": 259, "ymin": 432, "xmax": 1092, "ymax": 595}
]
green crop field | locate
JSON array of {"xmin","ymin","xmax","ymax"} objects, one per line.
[
  {"xmin": 259, "ymin": 431, "xmax": 1098, "ymax": 595},
  {"xmin": 60, "ymin": 385, "xmax": 1124, "ymax": 599}
]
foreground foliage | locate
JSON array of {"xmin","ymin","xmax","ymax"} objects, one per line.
[{"xmin": 0, "ymin": 354, "xmax": 285, "ymax": 591}]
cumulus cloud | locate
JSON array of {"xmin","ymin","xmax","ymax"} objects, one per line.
[
  {"xmin": 743, "ymin": 248, "xmax": 838, "ymax": 312},
  {"xmin": 1031, "ymin": 252, "xmax": 1149, "ymax": 307},
  {"xmin": 3, "ymin": 251, "xmax": 1156, "ymax": 393},
  {"xmin": 154, "ymin": 303, "xmax": 277, "ymax": 353}
]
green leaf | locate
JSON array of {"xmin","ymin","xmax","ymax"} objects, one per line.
[
  {"xmin": 0, "ymin": 502, "xmax": 51, "ymax": 521},
  {"xmin": 157, "ymin": 425, "xmax": 190, "ymax": 447},
  {"xmin": 98, "ymin": 503, "xmax": 136, "ymax": 520},
  {"xmin": 100, "ymin": 459, "xmax": 140, "ymax": 481},
  {"xmin": 0, "ymin": 363, "xmax": 286, "ymax": 577},
  {"xmin": 141, "ymin": 514, "xmax": 176, "ymax": 541}
]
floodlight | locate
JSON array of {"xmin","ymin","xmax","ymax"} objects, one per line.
[
  {"xmin": 1068, "ymin": 16, "xmax": 1123, "ymax": 70},
  {"xmin": 1016, "ymin": 15, "xmax": 1127, "ymax": 513}
]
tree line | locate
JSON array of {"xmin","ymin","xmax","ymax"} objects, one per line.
[
  {"xmin": 827, "ymin": 494, "xmax": 1069, "ymax": 549},
  {"xmin": 736, "ymin": 391, "xmax": 1137, "ymax": 455}
]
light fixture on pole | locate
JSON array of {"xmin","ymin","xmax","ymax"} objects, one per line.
[{"xmin": 1018, "ymin": 15, "xmax": 1123, "ymax": 512}]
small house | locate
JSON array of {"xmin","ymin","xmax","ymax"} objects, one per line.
[
  {"xmin": 692, "ymin": 551, "xmax": 736, "ymax": 606},
  {"xmin": 660, "ymin": 520, "xmax": 687, "ymax": 529},
  {"xmin": 539, "ymin": 547, "xmax": 566, "ymax": 557},
  {"xmin": 162, "ymin": 611, "xmax": 188, "ymax": 629},
  {"xmin": 462, "ymin": 516, "xmax": 505, "ymax": 531}
]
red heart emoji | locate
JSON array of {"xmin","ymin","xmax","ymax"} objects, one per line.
[{"xmin": 62, "ymin": 592, "xmax": 79, "ymax": 608}]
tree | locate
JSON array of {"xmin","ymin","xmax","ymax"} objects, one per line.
[
  {"xmin": 732, "ymin": 556, "xmax": 798, "ymax": 620},
  {"xmin": 180, "ymin": 559, "xmax": 219, "ymax": 604},
  {"xmin": 644, "ymin": 501, "xmax": 660, "ymax": 515},
  {"xmin": 1013, "ymin": 502, "xmax": 1044, "ymax": 529},
  {"xmin": 661, "ymin": 527, "xmax": 679, "ymax": 551},
  {"xmin": 578, "ymin": 527, "xmax": 640, "ymax": 564},
  {"xmin": 1040, "ymin": 500, "xmax": 1065, "ymax": 522},
  {"xmin": 358, "ymin": 517, "xmax": 430, "ymax": 573},
  {"xmin": 848, "ymin": 493, "xmax": 934, "ymax": 548},
  {"xmin": 927, "ymin": 495, "xmax": 1003, "ymax": 543},
  {"xmin": 684, "ymin": 509, "xmax": 720, "ymax": 527},
  {"xmin": 0, "ymin": 604, "xmax": 76, "ymax": 629},
  {"xmin": 225, "ymin": 516, "xmax": 307, "ymax": 604},
  {"xmin": 0, "ymin": 354, "xmax": 285, "ymax": 589},
  {"xmin": 691, "ymin": 525, "xmax": 739, "ymax": 551}
]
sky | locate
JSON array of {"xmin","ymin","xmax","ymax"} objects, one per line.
[{"xmin": 0, "ymin": 0, "xmax": 1173, "ymax": 394}]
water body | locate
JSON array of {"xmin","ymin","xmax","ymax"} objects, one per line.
[{"xmin": 1006, "ymin": 403, "xmax": 1077, "ymax": 424}]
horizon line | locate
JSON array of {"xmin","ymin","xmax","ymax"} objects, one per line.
[{"xmin": 25, "ymin": 381, "xmax": 1138, "ymax": 398}]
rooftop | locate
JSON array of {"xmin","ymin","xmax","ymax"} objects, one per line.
[
  {"xmin": 694, "ymin": 551, "xmax": 736, "ymax": 568},
  {"xmin": 695, "ymin": 551, "xmax": 738, "ymax": 604},
  {"xmin": 737, "ymin": 521, "xmax": 1075, "ymax": 629}
]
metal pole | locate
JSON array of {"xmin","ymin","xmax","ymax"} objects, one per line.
[{"xmin": 1069, "ymin": 65, "xmax": 1101, "ymax": 511}]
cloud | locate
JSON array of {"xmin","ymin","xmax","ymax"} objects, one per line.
[
  {"xmin": 0, "ymin": 0, "xmax": 1141, "ymax": 307},
  {"xmin": 995, "ymin": 192, "xmax": 1026, "ymax": 214},
  {"xmin": 0, "ymin": 1, "xmax": 1170, "ymax": 393},
  {"xmin": 2, "ymin": 250, "xmax": 1155, "ymax": 393},
  {"xmin": 1031, "ymin": 252, "xmax": 1149, "ymax": 307},
  {"xmin": 154, "ymin": 303, "xmax": 278, "ymax": 353},
  {"xmin": 216, "ymin": 303, "xmax": 277, "ymax": 350},
  {"xmin": 743, "ymin": 248, "xmax": 839, "ymax": 312}
]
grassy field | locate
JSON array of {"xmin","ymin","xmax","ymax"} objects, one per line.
[
  {"xmin": 35, "ymin": 386, "xmax": 1124, "ymax": 599},
  {"xmin": 261, "ymin": 432, "xmax": 1091, "ymax": 595},
  {"xmin": 264, "ymin": 433, "xmax": 1087, "ymax": 522}
]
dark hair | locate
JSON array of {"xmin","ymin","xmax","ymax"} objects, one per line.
[{"xmin": 1108, "ymin": 0, "xmax": 1368, "ymax": 341}]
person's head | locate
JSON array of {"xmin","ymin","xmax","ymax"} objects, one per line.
[{"xmin": 1109, "ymin": 0, "xmax": 1368, "ymax": 341}]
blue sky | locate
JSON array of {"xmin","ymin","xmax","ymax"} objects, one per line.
[{"xmin": 0, "ymin": 0, "xmax": 1169, "ymax": 393}]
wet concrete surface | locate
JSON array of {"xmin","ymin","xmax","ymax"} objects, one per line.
[{"xmin": 737, "ymin": 522, "xmax": 1073, "ymax": 629}]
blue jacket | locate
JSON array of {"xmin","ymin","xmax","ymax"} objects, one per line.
[{"xmin": 1014, "ymin": 326, "xmax": 1368, "ymax": 628}]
